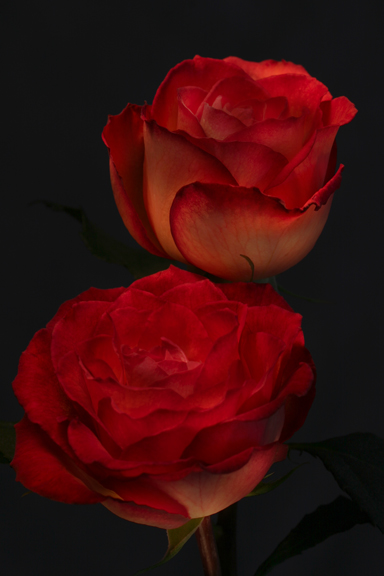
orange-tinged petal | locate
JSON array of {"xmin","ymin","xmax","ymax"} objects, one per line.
[
  {"xmin": 170, "ymin": 176, "xmax": 341, "ymax": 281},
  {"xmin": 102, "ymin": 104, "xmax": 168, "ymax": 257},
  {"xmin": 143, "ymin": 120, "xmax": 236, "ymax": 259},
  {"xmin": 154, "ymin": 443, "xmax": 287, "ymax": 519}
]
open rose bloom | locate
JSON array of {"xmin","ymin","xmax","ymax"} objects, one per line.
[
  {"xmin": 12, "ymin": 267, "xmax": 315, "ymax": 528},
  {"xmin": 103, "ymin": 56, "xmax": 357, "ymax": 281}
]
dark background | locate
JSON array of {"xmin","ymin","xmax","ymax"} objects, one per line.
[{"xmin": 1, "ymin": 1, "xmax": 383, "ymax": 574}]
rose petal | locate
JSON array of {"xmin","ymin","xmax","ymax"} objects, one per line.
[
  {"xmin": 103, "ymin": 476, "xmax": 190, "ymax": 520},
  {"xmin": 151, "ymin": 55, "xmax": 249, "ymax": 130},
  {"xmin": 161, "ymin": 278, "xmax": 225, "ymax": 309},
  {"xmin": 266, "ymin": 125, "xmax": 339, "ymax": 208},
  {"xmin": 12, "ymin": 329, "xmax": 75, "ymax": 449},
  {"xmin": 239, "ymin": 330, "xmax": 286, "ymax": 384},
  {"xmin": 109, "ymin": 306, "xmax": 153, "ymax": 349},
  {"xmin": 143, "ymin": 120, "xmax": 236, "ymax": 259},
  {"xmin": 320, "ymin": 95, "xmax": 358, "ymax": 127},
  {"xmin": 178, "ymin": 86, "xmax": 208, "ymax": 115},
  {"xmin": 154, "ymin": 443, "xmax": 287, "ymax": 518},
  {"xmin": 225, "ymin": 110, "xmax": 321, "ymax": 161},
  {"xmin": 182, "ymin": 405, "xmax": 285, "ymax": 464},
  {"xmin": 51, "ymin": 301, "xmax": 115, "ymax": 371},
  {"xmin": 224, "ymin": 57, "xmax": 312, "ymax": 80},
  {"xmin": 195, "ymin": 307, "xmax": 240, "ymax": 341},
  {"xmin": 46, "ymin": 287, "xmax": 125, "ymax": 334},
  {"xmin": 137, "ymin": 301, "xmax": 212, "ymax": 362},
  {"xmin": 186, "ymin": 137, "xmax": 288, "ymax": 189},
  {"xmin": 198, "ymin": 102, "xmax": 247, "ymax": 140},
  {"xmin": 279, "ymin": 363, "xmax": 316, "ymax": 440},
  {"xmin": 218, "ymin": 282, "xmax": 293, "ymax": 312},
  {"xmin": 227, "ymin": 96, "xmax": 288, "ymax": 123},
  {"xmin": 242, "ymin": 305, "xmax": 302, "ymax": 347},
  {"xmin": 170, "ymin": 181, "xmax": 338, "ymax": 281},
  {"xmin": 195, "ymin": 327, "xmax": 240, "ymax": 391},
  {"xmin": 98, "ymin": 397, "xmax": 189, "ymax": 449},
  {"xmin": 256, "ymin": 74, "xmax": 329, "ymax": 117},
  {"xmin": 102, "ymin": 104, "xmax": 168, "ymax": 257},
  {"xmin": 12, "ymin": 416, "xmax": 103, "ymax": 504},
  {"xmin": 77, "ymin": 335, "xmax": 122, "ymax": 382},
  {"xmin": 177, "ymin": 87, "xmax": 207, "ymax": 137},
  {"xmin": 131, "ymin": 265, "xmax": 205, "ymax": 296},
  {"xmin": 102, "ymin": 498, "xmax": 189, "ymax": 529}
]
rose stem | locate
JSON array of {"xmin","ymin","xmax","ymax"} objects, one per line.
[
  {"xmin": 216, "ymin": 503, "xmax": 237, "ymax": 576},
  {"xmin": 195, "ymin": 516, "xmax": 222, "ymax": 576}
]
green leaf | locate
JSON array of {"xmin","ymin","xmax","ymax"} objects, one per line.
[
  {"xmin": 247, "ymin": 464, "xmax": 304, "ymax": 497},
  {"xmin": 289, "ymin": 433, "xmax": 384, "ymax": 532},
  {"xmin": 0, "ymin": 421, "xmax": 16, "ymax": 464},
  {"xmin": 254, "ymin": 495, "xmax": 371, "ymax": 576},
  {"xmin": 134, "ymin": 517, "xmax": 203, "ymax": 575},
  {"xmin": 34, "ymin": 201, "xmax": 170, "ymax": 279}
]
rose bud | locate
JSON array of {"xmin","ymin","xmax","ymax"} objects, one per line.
[
  {"xmin": 103, "ymin": 56, "xmax": 356, "ymax": 281},
  {"xmin": 12, "ymin": 267, "xmax": 315, "ymax": 529}
]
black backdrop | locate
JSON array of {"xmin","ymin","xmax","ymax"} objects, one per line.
[{"xmin": 1, "ymin": 1, "xmax": 384, "ymax": 574}]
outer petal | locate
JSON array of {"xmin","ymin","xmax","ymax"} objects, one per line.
[
  {"xmin": 12, "ymin": 416, "xmax": 103, "ymax": 504},
  {"xmin": 182, "ymin": 407, "xmax": 285, "ymax": 464},
  {"xmin": 224, "ymin": 57, "xmax": 312, "ymax": 80},
  {"xmin": 320, "ymin": 96, "xmax": 357, "ymax": 127},
  {"xmin": 12, "ymin": 329, "xmax": 75, "ymax": 449},
  {"xmin": 46, "ymin": 286, "xmax": 125, "ymax": 334},
  {"xmin": 218, "ymin": 282, "xmax": 294, "ymax": 312},
  {"xmin": 154, "ymin": 443, "xmax": 287, "ymax": 519},
  {"xmin": 143, "ymin": 120, "xmax": 236, "ymax": 259},
  {"xmin": 151, "ymin": 55, "xmax": 249, "ymax": 130},
  {"xmin": 279, "ymin": 363, "xmax": 316, "ymax": 440},
  {"xmin": 102, "ymin": 104, "xmax": 168, "ymax": 257},
  {"xmin": 170, "ymin": 178, "xmax": 341, "ymax": 281},
  {"xmin": 266, "ymin": 125, "xmax": 339, "ymax": 208},
  {"xmin": 50, "ymin": 301, "xmax": 115, "ymax": 371},
  {"xmin": 131, "ymin": 265, "xmax": 206, "ymax": 296},
  {"xmin": 102, "ymin": 498, "xmax": 190, "ymax": 529},
  {"xmin": 256, "ymin": 74, "xmax": 329, "ymax": 117}
]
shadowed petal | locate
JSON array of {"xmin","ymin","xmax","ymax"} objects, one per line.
[
  {"xmin": 12, "ymin": 416, "xmax": 103, "ymax": 504},
  {"xmin": 102, "ymin": 104, "xmax": 168, "ymax": 256}
]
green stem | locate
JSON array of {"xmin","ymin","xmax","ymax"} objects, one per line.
[
  {"xmin": 195, "ymin": 516, "xmax": 222, "ymax": 576},
  {"xmin": 216, "ymin": 503, "xmax": 237, "ymax": 576}
]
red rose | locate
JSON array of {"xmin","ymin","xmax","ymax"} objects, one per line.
[
  {"xmin": 12, "ymin": 267, "xmax": 315, "ymax": 529},
  {"xmin": 103, "ymin": 56, "xmax": 356, "ymax": 281}
]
